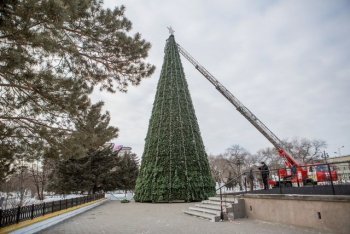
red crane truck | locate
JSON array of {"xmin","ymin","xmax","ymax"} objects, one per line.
[{"xmin": 176, "ymin": 43, "xmax": 338, "ymax": 187}]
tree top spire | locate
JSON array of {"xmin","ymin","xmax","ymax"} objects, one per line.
[{"xmin": 167, "ymin": 26, "xmax": 175, "ymax": 35}]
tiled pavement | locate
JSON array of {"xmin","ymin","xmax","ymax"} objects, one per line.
[{"xmin": 39, "ymin": 201, "xmax": 331, "ymax": 234}]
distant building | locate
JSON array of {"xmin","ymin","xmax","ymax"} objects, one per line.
[
  {"xmin": 118, "ymin": 146, "xmax": 132, "ymax": 155},
  {"xmin": 328, "ymin": 155, "xmax": 350, "ymax": 183},
  {"xmin": 105, "ymin": 143, "xmax": 132, "ymax": 155}
]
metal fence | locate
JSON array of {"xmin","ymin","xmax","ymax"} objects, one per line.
[
  {"xmin": 0, "ymin": 193, "xmax": 104, "ymax": 228},
  {"xmin": 219, "ymin": 161, "xmax": 350, "ymax": 196}
]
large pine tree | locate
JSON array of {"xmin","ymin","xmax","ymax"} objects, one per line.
[
  {"xmin": 0, "ymin": 1, "xmax": 154, "ymax": 170},
  {"xmin": 134, "ymin": 35, "xmax": 215, "ymax": 202}
]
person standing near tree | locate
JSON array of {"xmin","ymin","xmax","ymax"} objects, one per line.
[{"xmin": 259, "ymin": 162, "xmax": 269, "ymax": 190}]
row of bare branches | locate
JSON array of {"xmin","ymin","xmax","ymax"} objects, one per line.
[{"xmin": 209, "ymin": 138, "xmax": 327, "ymax": 187}]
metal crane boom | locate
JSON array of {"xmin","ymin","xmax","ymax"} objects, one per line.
[{"xmin": 176, "ymin": 43, "xmax": 300, "ymax": 167}]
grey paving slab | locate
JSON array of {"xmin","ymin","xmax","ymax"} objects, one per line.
[{"xmin": 39, "ymin": 201, "xmax": 331, "ymax": 234}]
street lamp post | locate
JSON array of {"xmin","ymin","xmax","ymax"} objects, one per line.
[
  {"xmin": 236, "ymin": 158, "xmax": 244, "ymax": 191},
  {"xmin": 322, "ymin": 151, "xmax": 335, "ymax": 194},
  {"xmin": 322, "ymin": 151, "xmax": 329, "ymax": 163}
]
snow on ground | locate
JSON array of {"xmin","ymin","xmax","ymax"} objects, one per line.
[
  {"xmin": 0, "ymin": 193, "xmax": 86, "ymax": 209},
  {"xmin": 1, "ymin": 191, "xmax": 135, "ymax": 209},
  {"xmin": 106, "ymin": 191, "xmax": 134, "ymax": 201}
]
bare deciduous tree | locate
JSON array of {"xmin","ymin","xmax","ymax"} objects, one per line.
[
  {"xmin": 283, "ymin": 138, "xmax": 326, "ymax": 163},
  {"xmin": 256, "ymin": 138, "xmax": 327, "ymax": 167},
  {"xmin": 208, "ymin": 154, "xmax": 229, "ymax": 184},
  {"xmin": 28, "ymin": 158, "xmax": 53, "ymax": 201},
  {"xmin": 1, "ymin": 164, "xmax": 33, "ymax": 208},
  {"xmin": 224, "ymin": 145, "xmax": 250, "ymax": 190}
]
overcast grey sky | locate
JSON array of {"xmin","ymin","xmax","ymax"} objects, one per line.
[{"xmin": 92, "ymin": 0, "xmax": 350, "ymax": 158}]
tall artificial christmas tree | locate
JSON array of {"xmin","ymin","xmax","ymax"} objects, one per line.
[{"xmin": 134, "ymin": 34, "xmax": 215, "ymax": 202}]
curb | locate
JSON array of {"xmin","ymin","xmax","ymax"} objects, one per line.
[{"xmin": 0, "ymin": 199, "xmax": 107, "ymax": 234}]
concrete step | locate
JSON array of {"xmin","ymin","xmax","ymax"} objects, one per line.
[
  {"xmin": 201, "ymin": 200, "xmax": 230, "ymax": 207},
  {"xmin": 209, "ymin": 196, "xmax": 237, "ymax": 203},
  {"xmin": 189, "ymin": 207, "xmax": 220, "ymax": 215},
  {"xmin": 195, "ymin": 203, "xmax": 222, "ymax": 211},
  {"xmin": 202, "ymin": 200, "xmax": 234, "ymax": 214},
  {"xmin": 202, "ymin": 200, "xmax": 221, "ymax": 205},
  {"xmin": 183, "ymin": 210, "xmax": 220, "ymax": 222}
]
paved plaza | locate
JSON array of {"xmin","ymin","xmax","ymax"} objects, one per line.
[{"xmin": 39, "ymin": 200, "xmax": 331, "ymax": 234}]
